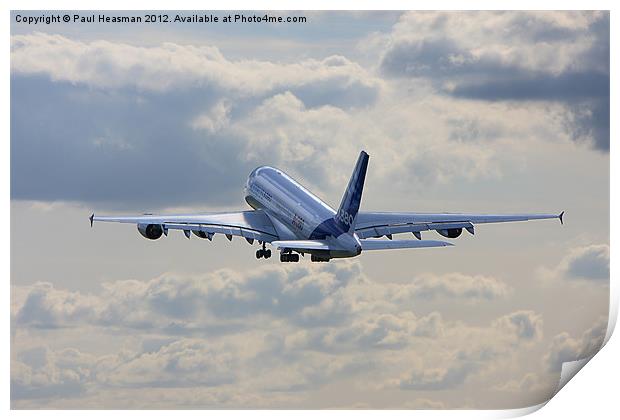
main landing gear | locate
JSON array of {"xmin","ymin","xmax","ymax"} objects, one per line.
[
  {"xmin": 280, "ymin": 252, "xmax": 300, "ymax": 263},
  {"xmin": 256, "ymin": 243, "xmax": 272, "ymax": 259}
]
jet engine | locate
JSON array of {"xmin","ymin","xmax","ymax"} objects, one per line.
[
  {"xmin": 137, "ymin": 223, "xmax": 164, "ymax": 240},
  {"xmin": 436, "ymin": 227, "xmax": 462, "ymax": 238}
]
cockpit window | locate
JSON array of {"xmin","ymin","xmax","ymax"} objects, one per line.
[{"xmin": 249, "ymin": 167, "xmax": 261, "ymax": 179}]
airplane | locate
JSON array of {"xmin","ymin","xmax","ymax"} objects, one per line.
[{"xmin": 90, "ymin": 151, "xmax": 563, "ymax": 263}]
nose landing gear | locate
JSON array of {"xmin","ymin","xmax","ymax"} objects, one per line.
[{"xmin": 256, "ymin": 243, "xmax": 272, "ymax": 259}]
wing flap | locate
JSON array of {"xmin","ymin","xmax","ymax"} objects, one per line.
[
  {"xmin": 360, "ymin": 239, "xmax": 453, "ymax": 250},
  {"xmin": 356, "ymin": 221, "xmax": 474, "ymax": 239}
]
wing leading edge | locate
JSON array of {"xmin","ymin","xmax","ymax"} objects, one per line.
[
  {"xmin": 355, "ymin": 211, "xmax": 563, "ymax": 239},
  {"xmin": 91, "ymin": 210, "xmax": 279, "ymax": 243}
]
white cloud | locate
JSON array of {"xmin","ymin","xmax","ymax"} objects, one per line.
[
  {"xmin": 11, "ymin": 261, "xmax": 548, "ymax": 406},
  {"xmin": 393, "ymin": 272, "xmax": 511, "ymax": 301},
  {"xmin": 11, "ymin": 33, "xmax": 380, "ymax": 96},
  {"xmin": 190, "ymin": 100, "xmax": 231, "ymax": 133}
]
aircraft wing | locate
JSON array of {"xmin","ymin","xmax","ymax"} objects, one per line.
[
  {"xmin": 91, "ymin": 210, "xmax": 279, "ymax": 243},
  {"xmin": 360, "ymin": 239, "xmax": 453, "ymax": 250},
  {"xmin": 354, "ymin": 211, "xmax": 564, "ymax": 239}
]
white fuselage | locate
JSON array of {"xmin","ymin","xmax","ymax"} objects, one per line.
[{"xmin": 244, "ymin": 166, "xmax": 361, "ymax": 257}]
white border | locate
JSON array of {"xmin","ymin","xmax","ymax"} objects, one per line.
[{"xmin": 4, "ymin": 0, "xmax": 616, "ymax": 418}]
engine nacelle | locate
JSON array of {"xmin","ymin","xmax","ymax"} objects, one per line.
[
  {"xmin": 137, "ymin": 223, "xmax": 164, "ymax": 240},
  {"xmin": 436, "ymin": 227, "xmax": 462, "ymax": 238}
]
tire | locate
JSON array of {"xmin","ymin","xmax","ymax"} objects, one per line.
[
  {"xmin": 265, "ymin": 249, "xmax": 272, "ymax": 259},
  {"xmin": 256, "ymin": 250, "xmax": 263, "ymax": 259}
]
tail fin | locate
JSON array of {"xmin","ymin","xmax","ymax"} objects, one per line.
[{"xmin": 335, "ymin": 151, "xmax": 369, "ymax": 233}]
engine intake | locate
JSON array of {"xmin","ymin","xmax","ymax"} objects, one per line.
[
  {"xmin": 436, "ymin": 227, "xmax": 462, "ymax": 238},
  {"xmin": 137, "ymin": 223, "xmax": 164, "ymax": 240}
]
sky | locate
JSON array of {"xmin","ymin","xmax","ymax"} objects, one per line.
[{"xmin": 10, "ymin": 10, "xmax": 610, "ymax": 409}]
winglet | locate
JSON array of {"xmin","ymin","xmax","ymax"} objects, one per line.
[
  {"xmin": 559, "ymin": 211, "xmax": 564, "ymax": 225},
  {"xmin": 89, "ymin": 213, "xmax": 95, "ymax": 227}
]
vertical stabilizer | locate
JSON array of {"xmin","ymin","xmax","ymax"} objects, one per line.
[{"xmin": 334, "ymin": 151, "xmax": 369, "ymax": 233}]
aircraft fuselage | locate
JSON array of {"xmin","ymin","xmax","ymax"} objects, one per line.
[{"xmin": 244, "ymin": 166, "xmax": 361, "ymax": 258}]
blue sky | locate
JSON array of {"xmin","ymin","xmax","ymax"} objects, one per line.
[{"xmin": 10, "ymin": 11, "xmax": 609, "ymax": 408}]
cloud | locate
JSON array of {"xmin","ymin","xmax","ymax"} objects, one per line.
[
  {"xmin": 394, "ymin": 272, "xmax": 510, "ymax": 301},
  {"xmin": 285, "ymin": 311, "xmax": 445, "ymax": 353},
  {"xmin": 493, "ymin": 310, "xmax": 543, "ymax": 341},
  {"xmin": 15, "ymin": 282, "xmax": 99, "ymax": 328},
  {"xmin": 402, "ymin": 398, "xmax": 446, "ymax": 409},
  {"xmin": 381, "ymin": 12, "xmax": 606, "ymax": 79},
  {"xmin": 379, "ymin": 11, "xmax": 609, "ymax": 151},
  {"xmin": 399, "ymin": 347, "xmax": 495, "ymax": 390},
  {"xmin": 11, "ymin": 33, "xmax": 380, "ymax": 100},
  {"xmin": 12, "ymin": 260, "xmax": 546, "ymax": 405},
  {"xmin": 11, "ymin": 347, "xmax": 93, "ymax": 400},
  {"xmin": 545, "ymin": 317, "xmax": 607, "ymax": 371},
  {"xmin": 543, "ymin": 244, "xmax": 610, "ymax": 283},
  {"xmin": 14, "ymin": 262, "xmax": 361, "ymax": 331},
  {"xmin": 10, "ymin": 33, "xmax": 382, "ymax": 210},
  {"xmin": 98, "ymin": 339, "xmax": 238, "ymax": 388},
  {"xmin": 495, "ymin": 372, "xmax": 556, "ymax": 396},
  {"xmin": 14, "ymin": 251, "xmax": 510, "ymax": 337}
]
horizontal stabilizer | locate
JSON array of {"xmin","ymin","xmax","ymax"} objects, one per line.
[
  {"xmin": 271, "ymin": 240, "xmax": 332, "ymax": 251},
  {"xmin": 360, "ymin": 239, "xmax": 453, "ymax": 251}
]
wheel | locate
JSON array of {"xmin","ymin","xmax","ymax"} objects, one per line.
[
  {"xmin": 265, "ymin": 249, "xmax": 272, "ymax": 259},
  {"xmin": 291, "ymin": 254, "xmax": 299, "ymax": 262},
  {"xmin": 280, "ymin": 253, "xmax": 288, "ymax": 262},
  {"xmin": 256, "ymin": 249, "xmax": 263, "ymax": 259}
]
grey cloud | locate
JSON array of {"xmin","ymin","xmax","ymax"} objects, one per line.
[
  {"xmin": 11, "ymin": 347, "xmax": 92, "ymax": 401},
  {"xmin": 563, "ymin": 99, "xmax": 610, "ymax": 152},
  {"xmin": 100, "ymin": 339, "xmax": 238, "ymax": 388},
  {"xmin": 548, "ymin": 244, "xmax": 610, "ymax": 283},
  {"xmin": 564, "ymin": 244, "xmax": 610, "ymax": 281},
  {"xmin": 493, "ymin": 310, "xmax": 543, "ymax": 341},
  {"xmin": 11, "ymin": 75, "xmax": 248, "ymax": 210},
  {"xmin": 11, "ymin": 34, "xmax": 381, "ymax": 209},
  {"xmin": 15, "ymin": 282, "xmax": 98, "ymax": 328},
  {"xmin": 291, "ymin": 311, "xmax": 445, "ymax": 353},
  {"xmin": 400, "ymin": 348, "xmax": 494, "ymax": 390},
  {"xmin": 13, "ymin": 262, "xmax": 362, "ymax": 331},
  {"xmin": 11, "ymin": 340, "xmax": 237, "ymax": 402},
  {"xmin": 545, "ymin": 317, "xmax": 607, "ymax": 371},
  {"xmin": 450, "ymin": 72, "xmax": 609, "ymax": 152},
  {"xmin": 380, "ymin": 11, "xmax": 609, "ymax": 152}
]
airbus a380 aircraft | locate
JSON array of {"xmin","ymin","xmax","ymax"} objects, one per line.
[{"xmin": 90, "ymin": 151, "xmax": 563, "ymax": 262}]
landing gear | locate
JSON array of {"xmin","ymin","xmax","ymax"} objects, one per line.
[
  {"xmin": 311, "ymin": 255, "xmax": 330, "ymax": 262},
  {"xmin": 256, "ymin": 243, "xmax": 272, "ymax": 259},
  {"xmin": 280, "ymin": 252, "xmax": 300, "ymax": 263}
]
